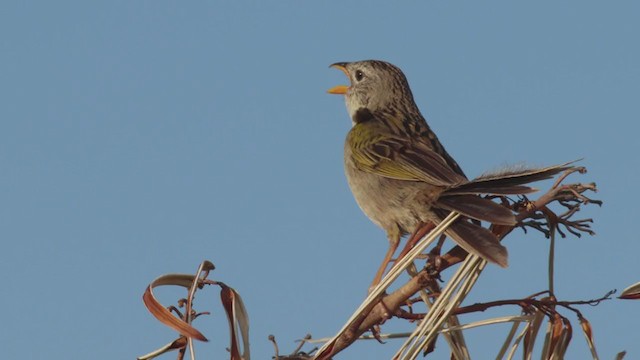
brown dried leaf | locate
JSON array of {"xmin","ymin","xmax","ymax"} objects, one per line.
[
  {"xmin": 579, "ymin": 316, "xmax": 600, "ymax": 359},
  {"xmin": 137, "ymin": 336, "xmax": 188, "ymax": 360},
  {"xmin": 552, "ymin": 319, "xmax": 572, "ymax": 359},
  {"xmin": 619, "ymin": 281, "xmax": 640, "ymax": 300},
  {"xmin": 546, "ymin": 315, "xmax": 564, "ymax": 358},
  {"xmin": 220, "ymin": 284, "xmax": 251, "ymax": 360},
  {"xmin": 559, "ymin": 319, "xmax": 573, "ymax": 356},
  {"xmin": 524, "ymin": 310, "xmax": 545, "ymax": 357},
  {"xmin": 142, "ymin": 274, "xmax": 208, "ymax": 342},
  {"xmin": 579, "ymin": 316, "xmax": 592, "ymax": 342}
]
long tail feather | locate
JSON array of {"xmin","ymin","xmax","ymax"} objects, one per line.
[
  {"xmin": 435, "ymin": 210, "xmax": 508, "ymax": 267},
  {"xmin": 432, "ymin": 161, "xmax": 577, "ymax": 267},
  {"xmin": 445, "ymin": 162, "xmax": 575, "ymax": 196},
  {"xmin": 437, "ymin": 195, "xmax": 516, "ymax": 225}
]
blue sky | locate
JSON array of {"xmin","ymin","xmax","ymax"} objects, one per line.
[{"xmin": 1, "ymin": 1, "xmax": 638, "ymax": 359}]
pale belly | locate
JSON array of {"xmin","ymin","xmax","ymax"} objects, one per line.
[{"xmin": 344, "ymin": 157, "xmax": 443, "ymax": 237}]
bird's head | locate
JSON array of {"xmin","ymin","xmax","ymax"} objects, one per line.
[{"xmin": 328, "ymin": 60, "xmax": 418, "ymax": 122}]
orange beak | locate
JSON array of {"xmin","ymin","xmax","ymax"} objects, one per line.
[{"xmin": 328, "ymin": 62, "xmax": 350, "ymax": 95}]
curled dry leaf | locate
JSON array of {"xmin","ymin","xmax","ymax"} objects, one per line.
[
  {"xmin": 579, "ymin": 317, "xmax": 593, "ymax": 343},
  {"xmin": 551, "ymin": 318, "xmax": 572, "ymax": 359},
  {"xmin": 579, "ymin": 316, "xmax": 600, "ymax": 360},
  {"xmin": 619, "ymin": 281, "xmax": 640, "ymax": 300},
  {"xmin": 547, "ymin": 314, "xmax": 564, "ymax": 356},
  {"xmin": 523, "ymin": 310, "xmax": 544, "ymax": 356},
  {"xmin": 137, "ymin": 336, "xmax": 188, "ymax": 360},
  {"xmin": 142, "ymin": 274, "xmax": 208, "ymax": 342},
  {"xmin": 220, "ymin": 284, "xmax": 251, "ymax": 360}
]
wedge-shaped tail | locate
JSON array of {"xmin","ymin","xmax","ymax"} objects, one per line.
[{"xmin": 433, "ymin": 162, "xmax": 576, "ymax": 267}]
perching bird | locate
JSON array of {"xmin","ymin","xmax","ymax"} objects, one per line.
[{"xmin": 328, "ymin": 60, "xmax": 568, "ymax": 286}]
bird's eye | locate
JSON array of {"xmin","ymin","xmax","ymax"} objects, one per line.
[{"xmin": 355, "ymin": 70, "xmax": 364, "ymax": 81}]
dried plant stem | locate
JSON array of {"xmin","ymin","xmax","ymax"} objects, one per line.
[
  {"xmin": 548, "ymin": 226, "xmax": 556, "ymax": 295},
  {"xmin": 406, "ymin": 263, "xmax": 469, "ymax": 360},
  {"xmin": 313, "ymin": 213, "xmax": 460, "ymax": 360},
  {"xmin": 395, "ymin": 255, "xmax": 484, "ymax": 359}
]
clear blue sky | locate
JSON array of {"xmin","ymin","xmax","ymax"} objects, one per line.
[{"xmin": 1, "ymin": 2, "xmax": 638, "ymax": 359}]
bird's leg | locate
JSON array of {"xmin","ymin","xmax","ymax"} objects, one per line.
[
  {"xmin": 396, "ymin": 222, "xmax": 436, "ymax": 262},
  {"xmin": 369, "ymin": 229, "xmax": 401, "ymax": 291},
  {"xmin": 370, "ymin": 223, "xmax": 439, "ymax": 291}
]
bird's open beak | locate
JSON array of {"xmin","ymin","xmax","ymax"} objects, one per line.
[{"xmin": 328, "ymin": 62, "xmax": 350, "ymax": 95}]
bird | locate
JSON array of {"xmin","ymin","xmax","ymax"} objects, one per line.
[{"xmin": 328, "ymin": 60, "xmax": 569, "ymax": 287}]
